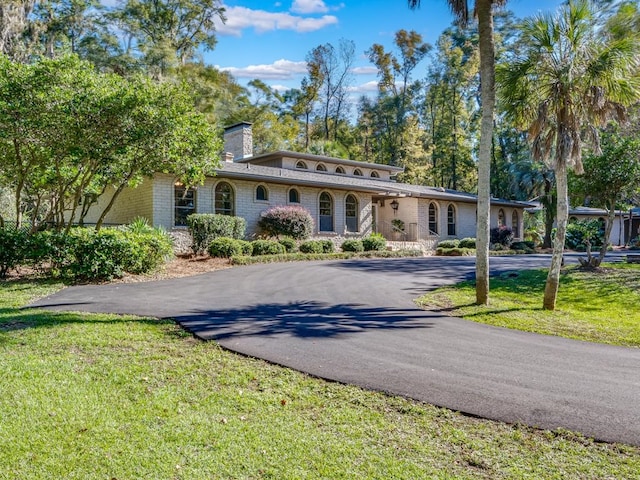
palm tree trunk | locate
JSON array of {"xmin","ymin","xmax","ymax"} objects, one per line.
[
  {"xmin": 475, "ymin": 0, "xmax": 495, "ymax": 306},
  {"xmin": 543, "ymin": 159, "xmax": 568, "ymax": 310}
]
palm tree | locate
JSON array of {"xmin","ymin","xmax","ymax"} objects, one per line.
[
  {"xmin": 409, "ymin": 0, "xmax": 506, "ymax": 305},
  {"xmin": 498, "ymin": 0, "xmax": 640, "ymax": 310}
]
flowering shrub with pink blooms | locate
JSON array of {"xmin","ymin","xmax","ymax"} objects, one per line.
[{"xmin": 258, "ymin": 205, "xmax": 314, "ymax": 240}]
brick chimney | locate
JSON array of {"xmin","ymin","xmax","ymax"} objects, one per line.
[{"xmin": 223, "ymin": 122, "xmax": 253, "ymax": 161}]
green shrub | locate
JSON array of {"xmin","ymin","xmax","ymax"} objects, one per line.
[
  {"xmin": 187, "ymin": 214, "xmax": 246, "ymax": 254},
  {"xmin": 362, "ymin": 233, "xmax": 387, "ymax": 251},
  {"xmin": 510, "ymin": 241, "xmax": 535, "ymax": 253},
  {"xmin": 437, "ymin": 239, "xmax": 460, "ymax": 249},
  {"xmin": 251, "ymin": 239, "xmax": 286, "ymax": 256},
  {"xmin": 278, "ymin": 237, "xmax": 297, "ymax": 253},
  {"xmin": 320, "ymin": 239, "xmax": 335, "ymax": 253},
  {"xmin": 118, "ymin": 219, "xmax": 174, "ymax": 274},
  {"xmin": 238, "ymin": 240, "xmax": 253, "ymax": 256},
  {"xmin": 565, "ymin": 219, "xmax": 605, "ymax": 251},
  {"xmin": 208, "ymin": 237, "xmax": 244, "ymax": 258},
  {"xmin": 490, "ymin": 226, "xmax": 514, "ymax": 248},
  {"xmin": 257, "ymin": 205, "xmax": 314, "ymax": 240},
  {"xmin": 341, "ymin": 239, "xmax": 364, "ymax": 252},
  {"xmin": 0, "ymin": 227, "xmax": 28, "ymax": 278},
  {"xmin": 458, "ymin": 237, "xmax": 476, "ymax": 249},
  {"xmin": 299, "ymin": 240, "xmax": 324, "ymax": 254}
]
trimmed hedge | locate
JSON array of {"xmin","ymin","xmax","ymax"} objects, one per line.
[
  {"xmin": 362, "ymin": 233, "xmax": 387, "ymax": 252},
  {"xmin": 341, "ymin": 239, "xmax": 364, "ymax": 252},
  {"xmin": 257, "ymin": 205, "xmax": 314, "ymax": 240},
  {"xmin": 230, "ymin": 249, "xmax": 422, "ymax": 265},
  {"xmin": 435, "ymin": 247, "xmax": 475, "ymax": 256},
  {"xmin": 187, "ymin": 214, "xmax": 246, "ymax": 254}
]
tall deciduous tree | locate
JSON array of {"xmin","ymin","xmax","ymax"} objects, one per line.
[
  {"xmin": 306, "ymin": 39, "xmax": 355, "ymax": 142},
  {"xmin": 367, "ymin": 29, "xmax": 431, "ymax": 165},
  {"xmin": 497, "ymin": 0, "xmax": 640, "ymax": 310},
  {"xmin": 409, "ymin": 0, "xmax": 506, "ymax": 305}
]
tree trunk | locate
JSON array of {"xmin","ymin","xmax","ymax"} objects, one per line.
[
  {"xmin": 596, "ymin": 200, "xmax": 616, "ymax": 266},
  {"xmin": 543, "ymin": 159, "xmax": 568, "ymax": 310},
  {"xmin": 542, "ymin": 179, "xmax": 554, "ymax": 248},
  {"xmin": 475, "ymin": 0, "xmax": 495, "ymax": 306}
]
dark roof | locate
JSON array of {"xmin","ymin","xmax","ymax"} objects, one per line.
[
  {"xmin": 215, "ymin": 162, "xmax": 533, "ymax": 208},
  {"xmin": 237, "ymin": 150, "xmax": 404, "ymax": 173}
]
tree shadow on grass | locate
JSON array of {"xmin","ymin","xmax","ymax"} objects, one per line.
[{"xmin": 174, "ymin": 300, "xmax": 434, "ymax": 341}]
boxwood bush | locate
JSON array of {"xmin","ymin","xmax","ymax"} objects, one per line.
[
  {"xmin": 458, "ymin": 237, "xmax": 476, "ymax": 249},
  {"xmin": 299, "ymin": 240, "xmax": 324, "ymax": 254},
  {"xmin": 320, "ymin": 239, "xmax": 335, "ymax": 253},
  {"xmin": 437, "ymin": 239, "xmax": 460, "ymax": 249},
  {"xmin": 278, "ymin": 237, "xmax": 297, "ymax": 253},
  {"xmin": 341, "ymin": 239, "xmax": 364, "ymax": 252},
  {"xmin": 187, "ymin": 214, "xmax": 246, "ymax": 254},
  {"xmin": 251, "ymin": 239, "xmax": 286, "ymax": 256},
  {"xmin": 362, "ymin": 233, "xmax": 387, "ymax": 252},
  {"xmin": 208, "ymin": 237, "xmax": 245, "ymax": 258},
  {"xmin": 257, "ymin": 205, "xmax": 314, "ymax": 240}
]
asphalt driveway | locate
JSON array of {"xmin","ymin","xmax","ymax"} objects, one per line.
[{"xmin": 30, "ymin": 254, "xmax": 640, "ymax": 446}]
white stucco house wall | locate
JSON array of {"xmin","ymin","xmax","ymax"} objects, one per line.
[{"xmin": 80, "ymin": 122, "xmax": 532, "ymax": 249}]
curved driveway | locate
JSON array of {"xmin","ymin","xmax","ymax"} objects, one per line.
[{"xmin": 31, "ymin": 254, "xmax": 640, "ymax": 446}]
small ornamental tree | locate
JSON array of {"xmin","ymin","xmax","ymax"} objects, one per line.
[{"xmin": 258, "ymin": 205, "xmax": 314, "ymax": 240}]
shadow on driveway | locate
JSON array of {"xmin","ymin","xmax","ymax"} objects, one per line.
[{"xmin": 176, "ymin": 300, "xmax": 434, "ymax": 341}]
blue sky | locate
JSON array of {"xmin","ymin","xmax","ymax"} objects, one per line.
[{"xmin": 208, "ymin": 0, "xmax": 566, "ymax": 96}]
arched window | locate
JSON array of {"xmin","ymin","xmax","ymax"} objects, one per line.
[
  {"xmin": 335, "ymin": 166, "xmax": 345, "ymax": 174},
  {"xmin": 498, "ymin": 209, "xmax": 506, "ymax": 227},
  {"xmin": 345, "ymin": 194, "xmax": 359, "ymax": 232},
  {"xmin": 174, "ymin": 183, "xmax": 196, "ymax": 227},
  {"xmin": 215, "ymin": 182, "xmax": 234, "ymax": 216},
  {"xmin": 255, "ymin": 185, "xmax": 268, "ymax": 201},
  {"xmin": 370, "ymin": 171, "xmax": 380, "ymax": 178},
  {"xmin": 511, "ymin": 211, "xmax": 519, "ymax": 237},
  {"xmin": 316, "ymin": 163, "xmax": 327, "ymax": 172},
  {"xmin": 288, "ymin": 188, "xmax": 300, "ymax": 204},
  {"xmin": 319, "ymin": 192, "xmax": 333, "ymax": 232},
  {"xmin": 296, "ymin": 161, "xmax": 307, "ymax": 169},
  {"xmin": 447, "ymin": 204, "xmax": 456, "ymax": 236},
  {"xmin": 353, "ymin": 168, "xmax": 363, "ymax": 176},
  {"xmin": 428, "ymin": 202, "xmax": 438, "ymax": 234}
]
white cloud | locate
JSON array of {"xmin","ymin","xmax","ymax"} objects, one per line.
[
  {"xmin": 291, "ymin": 0, "xmax": 328, "ymax": 14},
  {"xmin": 351, "ymin": 66, "xmax": 378, "ymax": 75},
  {"xmin": 270, "ymin": 84, "xmax": 291, "ymax": 92},
  {"xmin": 217, "ymin": 59, "xmax": 308, "ymax": 80},
  {"xmin": 216, "ymin": 6, "xmax": 338, "ymax": 36},
  {"xmin": 347, "ymin": 81, "xmax": 379, "ymax": 94}
]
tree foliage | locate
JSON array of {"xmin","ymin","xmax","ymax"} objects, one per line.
[{"xmin": 0, "ymin": 54, "xmax": 220, "ymax": 231}]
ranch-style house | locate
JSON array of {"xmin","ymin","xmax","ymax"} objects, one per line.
[{"xmin": 82, "ymin": 122, "xmax": 532, "ymax": 250}]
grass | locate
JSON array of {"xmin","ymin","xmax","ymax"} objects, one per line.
[
  {"xmin": 230, "ymin": 249, "xmax": 422, "ymax": 265},
  {"xmin": 417, "ymin": 263, "xmax": 640, "ymax": 348},
  {"xmin": 1, "ymin": 280, "xmax": 639, "ymax": 479}
]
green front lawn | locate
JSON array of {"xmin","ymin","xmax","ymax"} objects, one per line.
[
  {"xmin": 417, "ymin": 263, "xmax": 640, "ymax": 347},
  {"xmin": 1, "ymin": 280, "xmax": 639, "ymax": 478}
]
